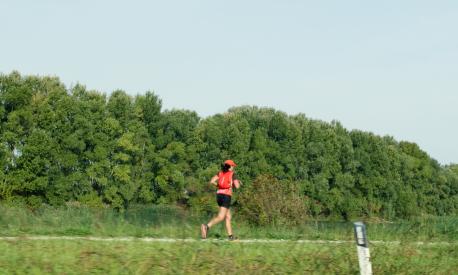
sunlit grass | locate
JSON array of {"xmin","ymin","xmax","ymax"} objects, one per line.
[
  {"xmin": 0, "ymin": 239, "xmax": 456, "ymax": 274},
  {"xmin": 0, "ymin": 204, "xmax": 457, "ymax": 242}
]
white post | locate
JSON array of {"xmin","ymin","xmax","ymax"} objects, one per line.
[{"xmin": 353, "ymin": 222, "xmax": 373, "ymax": 275}]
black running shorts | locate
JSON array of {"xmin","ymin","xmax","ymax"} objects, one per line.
[{"xmin": 216, "ymin": 194, "xmax": 231, "ymax": 209}]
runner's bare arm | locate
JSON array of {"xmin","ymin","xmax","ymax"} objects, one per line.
[
  {"xmin": 209, "ymin": 175, "xmax": 219, "ymax": 187},
  {"xmin": 233, "ymin": 179, "xmax": 241, "ymax": 189}
]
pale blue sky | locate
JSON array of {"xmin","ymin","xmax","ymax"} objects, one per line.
[{"xmin": 1, "ymin": 0, "xmax": 457, "ymax": 164}]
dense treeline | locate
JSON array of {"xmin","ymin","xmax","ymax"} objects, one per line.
[{"xmin": 0, "ymin": 72, "xmax": 457, "ymax": 220}]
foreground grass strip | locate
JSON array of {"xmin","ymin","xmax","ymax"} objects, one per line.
[
  {"xmin": 2, "ymin": 205, "xmax": 457, "ymax": 242},
  {"xmin": 1, "ymin": 236, "xmax": 457, "ymax": 246},
  {"xmin": 1, "ymin": 239, "xmax": 457, "ymax": 274}
]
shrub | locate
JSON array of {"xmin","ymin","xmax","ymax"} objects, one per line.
[{"xmin": 237, "ymin": 174, "xmax": 308, "ymax": 226}]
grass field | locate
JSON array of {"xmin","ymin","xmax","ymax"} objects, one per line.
[
  {"xmin": 1, "ymin": 204, "xmax": 457, "ymax": 242},
  {"xmin": 1, "ymin": 239, "xmax": 457, "ymax": 274},
  {"xmin": 1, "ymin": 204, "xmax": 457, "ymax": 274}
]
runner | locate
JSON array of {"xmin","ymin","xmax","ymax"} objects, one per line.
[{"xmin": 201, "ymin": 159, "xmax": 241, "ymax": 240}]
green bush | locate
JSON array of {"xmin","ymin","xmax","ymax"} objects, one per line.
[
  {"xmin": 237, "ymin": 174, "xmax": 308, "ymax": 226},
  {"xmin": 1, "ymin": 72, "xmax": 457, "ymax": 219}
]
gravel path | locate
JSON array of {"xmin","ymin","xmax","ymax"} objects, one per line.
[{"xmin": 0, "ymin": 236, "xmax": 456, "ymax": 246}]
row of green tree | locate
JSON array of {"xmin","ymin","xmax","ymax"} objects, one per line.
[{"xmin": 1, "ymin": 72, "xmax": 457, "ymax": 220}]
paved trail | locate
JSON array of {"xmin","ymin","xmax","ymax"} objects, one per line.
[{"xmin": 0, "ymin": 236, "xmax": 456, "ymax": 246}]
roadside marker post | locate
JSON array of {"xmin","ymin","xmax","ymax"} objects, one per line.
[{"xmin": 354, "ymin": 222, "xmax": 373, "ymax": 275}]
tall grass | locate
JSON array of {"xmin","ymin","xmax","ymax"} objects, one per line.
[
  {"xmin": 1, "ymin": 240, "xmax": 457, "ymax": 274},
  {"xmin": 0, "ymin": 204, "xmax": 457, "ymax": 242}
]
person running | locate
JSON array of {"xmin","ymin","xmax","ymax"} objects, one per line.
[{"xmin": 201, "ymin": 159, "xmax": 241, "ymax": 240}]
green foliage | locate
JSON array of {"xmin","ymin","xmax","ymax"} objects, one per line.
[
  {"xmin": 0, "ymin": 72, "xmax": 457, "ymax": 220},
  {"xmin": 238, "ymin": 175, "xmax": 308, "ymax": 226}
]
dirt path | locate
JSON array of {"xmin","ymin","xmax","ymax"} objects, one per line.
[{"xmin": 0, "ymin": 236, "xmax": 456, "ymax": 246}]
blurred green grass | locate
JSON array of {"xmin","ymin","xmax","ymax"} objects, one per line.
[
  {"xmin": 0, "ymin": 204, "xmax": 457, "ymax": 242},
  {"xmin": 0, "ymin": 239, "xmax": 456, "ymax": 274}
]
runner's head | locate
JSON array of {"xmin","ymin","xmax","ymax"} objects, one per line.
[
  {"xmin": 222, "ymin": 159, "xmax": 237, "ymax": 172},
  {"xmin": 224, "ymin": 160, "xmax": 237, "ymax": 167}
]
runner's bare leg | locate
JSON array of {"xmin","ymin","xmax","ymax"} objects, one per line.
[
  {"xmin": 225, "ymin": 209, "xmax": 232, "ymax": 236},
  {"xmin": 207, "ymin": 207, "xmax": 228, "ymax": 228}
]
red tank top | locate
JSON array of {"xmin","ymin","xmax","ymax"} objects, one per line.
[{"xmin": 217, "ymin": 171, "xmax": 234, "ymax": 196}]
